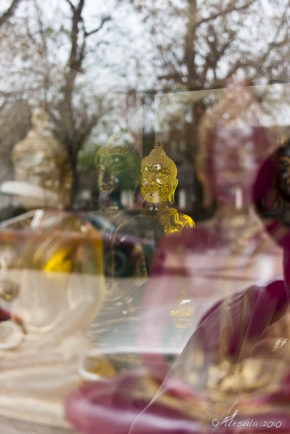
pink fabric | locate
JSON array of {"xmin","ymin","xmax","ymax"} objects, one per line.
[{"xmin": 0, "ymin": 308, "xmax": 11, "ymax": 322}]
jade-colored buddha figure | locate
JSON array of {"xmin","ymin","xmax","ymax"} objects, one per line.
[
  {"xmin": 96, "ymin": 131, "xmax": 141, "ymax": 211},
  {"xmin": 86, "ymin": 132, "xmax": 164, "ymax": 353},
  {"xmin": 141, "ymin": 141, "xmax": 194, "ymax": 234}
]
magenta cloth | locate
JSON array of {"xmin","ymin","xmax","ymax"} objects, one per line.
[
  {"xmin": 65, "ymin": 276, "xmax": 289, "ymax": 433},
  {"xmin": 65, "ymin": 372, "xmax": 207, "ymax": 434},
  {"xmin": 253, "ymin": 154, "xmax": 290, "ymax": 290},
  {"xmin": 138, "ymin": 221, "xmax": 283, "ymax": 379},
  {"xmin": 0, "ymin": 308, "xmax": 11, "ymax": 322}
]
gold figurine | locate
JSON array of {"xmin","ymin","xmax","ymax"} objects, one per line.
[{"xmin": 141, "ymin": 141, "xmax": 194, "ymax": 234}]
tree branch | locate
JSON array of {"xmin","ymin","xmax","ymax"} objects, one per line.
[
  {"xmin": 0, "ymin": 0, "xmax": 22, "ymax": 27},
  {"xmin": 64, "ymin": 0, "xmax": 75, "ymax": 12},
  {"xmin": 84, "ymin": 15, "xmax": 111, "ymax": 38},
  {"xmin": 197, "ymin": 0, "xmax": 255, "ymax": 27},
  {"xmin": 76, "ymin": 0, "xmax": 85, "ymax": 14}
]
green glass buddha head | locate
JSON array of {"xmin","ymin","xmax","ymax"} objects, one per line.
[
  {"xmin": 95, "ymin": 132, "xmax": 141, "ymax": 196},
  {"xmin": 141, "ymin": 141, "xmax": 178, "ymax": 205}
]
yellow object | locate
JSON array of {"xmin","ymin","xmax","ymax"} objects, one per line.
[
  {"xmin": 43, "ymin": 248, "xmax": 74, "ymax": 273},
  {"xmin": 141, "ymin": 141, "xmax": 195, "ymax": 234},
  {"xmin": 83, "ymin": 355, "xmax": 117, "ymax": 379}
]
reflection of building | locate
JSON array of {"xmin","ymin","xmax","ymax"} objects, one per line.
[{"xmin": 154, "ymin": 85, "xmax": 290, "ymax": 220}]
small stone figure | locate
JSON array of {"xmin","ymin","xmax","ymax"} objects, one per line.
[
  {"xmin": 141, "ymin": 141, "xmax": 194, "ymax": 234},
  {"xmin": 11, "ymin": 104, "xmax": 73, "ymax": 210}
]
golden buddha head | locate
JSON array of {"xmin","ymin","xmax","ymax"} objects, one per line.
[
  {"xmin": 95, "ymin": 132, "xmax": 141, "ymax": 195},
  {"xmin": 141, "ymin": 141, "xmax": 178, "ymax": 205}
]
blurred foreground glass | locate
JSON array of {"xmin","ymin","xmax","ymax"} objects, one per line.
[
  {"xmin": 80, "ymin": 137, "xmax": 195, "ymax": 380},
  {"xmin": 0, "ymin": 209, "xmax": 104, "ymax": 428},
  {"xmin": 65, "ymin": 80, "xmax": 290, "ymax": 434}
]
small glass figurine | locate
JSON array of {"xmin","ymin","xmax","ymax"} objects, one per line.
[
  {"xmin": 78, "ymin": 132, "xmax": 165, "ymax": 381},
  {"xmin": 95, "ymin": 129, "xmax": 142, "ymax": 212},
  {"xmin": 141, "ymin": 141, "xmax": 194, "ymax": 234},
  {"xmin": 0, "ymin": 211, "xmax": 104, "ymax": 429}
]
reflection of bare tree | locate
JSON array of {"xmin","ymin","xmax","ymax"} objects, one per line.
[
  {"xmin": 0, "ymin": 0, "xmax": 122, "ymax": 205},
  {"xmin": 54, "ymin": 0, "xmax": 112, "ymax": 200},
  {"xmin": 133, "ymin": 0, "xmax": 290, "ymax": 87},
  {"xmin": 0, "ymin": 0, "xmax": 289, "ymax": 210},
  {"xmin": 131, "ymin": 0, "xmax": 290, "ymax": 218},
  {"xmin": 132, "ymin": 0, "xmax": 290, "ymax": 144},
  {"xmin": 37, "ymin": 0, "xmax": 116, "ymax": 203}
]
